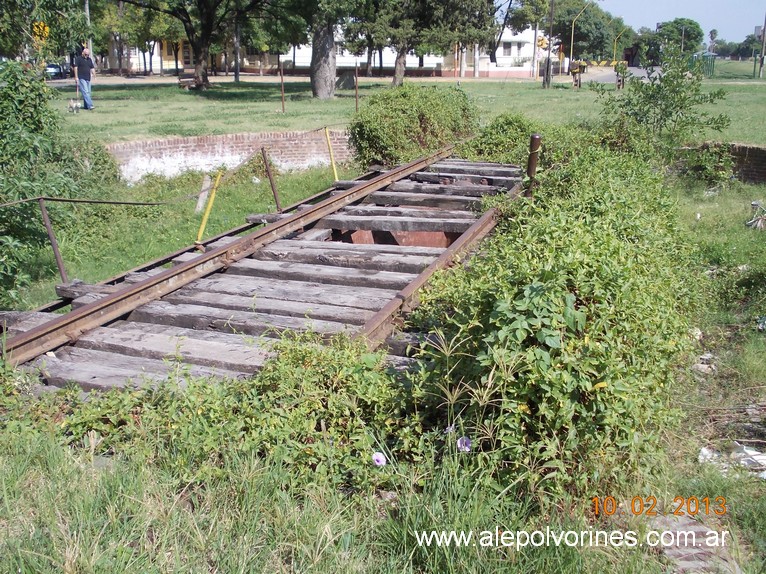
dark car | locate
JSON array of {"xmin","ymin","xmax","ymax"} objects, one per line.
[{"xmin": 44, "ymin": 62, "xmax": 65, "ymax": 79}]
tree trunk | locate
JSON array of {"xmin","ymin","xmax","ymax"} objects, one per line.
[
  {"xmin": 392, "ymin": 47, "xmax": 407, "ymax": 86},
  {"xmin": 365, "ymin": 35, "xmax": 373, "ymax": 77},
  {"xmin": 115, "ymin": 36, "xmax": 123, "ymax": 76},
  {"xmin": 142, "ymin": 50, "xmax": 147, "ymax": 74},
  {"xmin": 172, "ymin": 43, "xmax": 180, "ymax": 75},
  {"xmin": 148, "ymin": 41, "xmax": 155, "ymax": 74},
  {"xmin": 377, "ymin": 47, "xmax": 383, "ymax": 76},
  {"xmin": 310, "ymin": 22, "xmax": 335, "ymax": 99},
  {"xmin": 459, "ymin": 45, "xmax": 466, "ymax": 77},
  {"xmin": 192, "ymin": 42, "xmax": 209, "ymax": 85},
  {"xmin": 158, "ymin": 41, "xmax": 163, "ymax": 75},
  {"xmin": 234, "ymin": 12, "xmax": 240, "ymax": 82}
]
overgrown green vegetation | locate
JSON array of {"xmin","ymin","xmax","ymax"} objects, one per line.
[{"xmin": 348, "ymin": 84, "xmax": 478, "ymax": 167}]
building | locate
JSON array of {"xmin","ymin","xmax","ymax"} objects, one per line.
[{"xmin": 103, "ymin": 26, "xmax": 544, "ymax": 79}]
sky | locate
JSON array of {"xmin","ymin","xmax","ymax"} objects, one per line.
[{"xmin": 597, "ymin": 0, "xmax": 765, "ymax": 44}]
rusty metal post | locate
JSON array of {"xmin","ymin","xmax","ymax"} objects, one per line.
[
  {"xmin": 38, "ymin": 198, "xmax": 68, "ymax": 284},
  {"xmin": 526, "ymin": 134, "xmax": 542, "ymax": 181},
  {"xmin": 355, "ymin": 61, "xmax": 359, "ymax": 112},
  {"xmin": 261, "ymin": 146, "xmax": 281, "ymax": 213}
]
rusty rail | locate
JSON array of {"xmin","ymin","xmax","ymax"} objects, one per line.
[{"xmin": 5, "ymin": 146, "xmax": 454, "ymax": 366}]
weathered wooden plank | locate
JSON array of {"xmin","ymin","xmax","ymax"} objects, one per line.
[
  {"xmin": 410, "ymin": 171, "xmax": 521, "ymax": 188},
  {"xmin": 55, "ymin": 280, "xmax": 120, "ymax": 299},
  {"xmin": 315, "ymin": 214, "xmax": 473, "ymax": 234},
  {"xmin": 270, "ymin": 239, "xmax": 445, "ymax": 257},
  {"xmin": 109, "ymin": 320, "xmax": 278, "ymax": 346},
  {"xmin": 32, "ymin": 347, "xmax": 242, "ymax": 390},
  {"xmin": 339, "ymin": 205, "xmax": 477, "ymax": 220},
  {"xmin": 71, "ymin": 292, "xmax": 108, "ymax": 310},
  {"xmin": 76, "ymin": 325, "xmax": 272, "ymax": 373},
  {"xmin": 130, "ymin": 300, "xmax": 354, "ymax": 336},
  {"xmin": 386, "ymin": 181, "xmax": 501, "ymax": 196},
  {"xmin": 429, "ymin": 162, "xmax": 522, "ymax": 177},
  {"xmin": 163, "ymin": 290, "xmax": 375, "ymax": 325},
  {"xmin": 294, "ymin": 228, "xmax": 333, "ymax": 241},
  {"xmin": 226, "ymin": 259, "xmax": 417, "ymax": 290},
  {"xmin": 253, "ymin": 244, "xmax": 437, "ymax": 274},
  {"xmin": 174, "ymin": 274, "xmax": 395, "ymax": 311},
  {"xmin": 365, "ymin": 191, "xmax": 479, "ymax": 210},
  {"xmin": 0, "ymin": 312, "xmax": 58, "ymax": 337},
  {"xmin": 437, "ymin": 158, "xmax": 518, "ymax": 167}
]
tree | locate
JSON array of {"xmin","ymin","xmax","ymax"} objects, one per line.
[
  {"xmin": 487, "ymin": 0, "xmax": 514, "ymax": 64},
  {"xmin": 508, "ymin": 0, "xmax": 548, "ymax": 77},
  {"xmin": 344, "ymin": 0, "xmax": 388, "ymax": 76},
  {"xmin": 734, "ymin": 34, "xmax": 760, "ymax": 59},
  {"xmin": 0, "ymin": 0, "xmax": 86, "ymax": 61},
  {"xmin": 708, "ymin": 28, "xmax": 717, "ymax": 52},
  {"xmin": 120, "ymin": 0, "xmax": 277, "ymax": 86},
  {"xmin": 656, "ymin": 18, "xmax": 703, "ymax": 54},
  {"xmin": 437, "ymin": 0, "xmax": 496, "ymax": 76}
]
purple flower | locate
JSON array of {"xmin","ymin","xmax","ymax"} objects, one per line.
[
  {"xmin": 444, "ymin": 424, "xmax": 456, "ymax": 434},
  {"xmin": 372, "ymin": 452, "xmax": 387, "ymax": 466},
  {"xmin": 456, "ymin": 436, "xmax": 472, "ymax": 453}
]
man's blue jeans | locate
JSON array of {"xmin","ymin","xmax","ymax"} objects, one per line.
[{"xmin": 78, "ymin": 78, "xmax": 93, "ymax": 109}]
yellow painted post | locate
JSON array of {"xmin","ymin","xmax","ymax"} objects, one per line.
[
  {"xmin": 196, "ymin": 170, "xmax": 223, "ymax": 245},
  {"xmin": 325, "ymin": 127, "xmax": 338, "ymax": 182}
]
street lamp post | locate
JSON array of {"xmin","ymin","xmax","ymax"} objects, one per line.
[
  {"xmin": 570, "ymin": 1, "xmax": 593, "ymax": 72},
  {"xmin": 613, "ymin": 27, "xmax": 627, "ymax": 61}
]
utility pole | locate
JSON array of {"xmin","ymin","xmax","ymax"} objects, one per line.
[
  {"xmin": 543, "ymin": 0, "xmax": 554, "ymax": 88},
  {"xmin": 760, "ymin": 11, "xmax": 766, "ymax": 78}
]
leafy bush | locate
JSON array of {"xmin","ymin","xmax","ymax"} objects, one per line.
[
  {"xmin": 458, "ymin": 113, "xmax": 599, "ymax": 175},
  {"xmin": 0, "ymin": 61, "xmax": 120, "ymax": 307},
  {"xmin": 593, "ymin": 46, "xmax": 730, "ymax": 149},
  {"xmin": 348, "ymin": 85, "xmax": 479, "ymax": 168},
  {"xmin": 411, "ymin": 123, "xmax": 699, "ymax": 495}
]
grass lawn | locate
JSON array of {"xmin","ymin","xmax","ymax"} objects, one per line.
[{"xmin": 52, "ymin": 72, "xmax": 766, "ymax": 145}]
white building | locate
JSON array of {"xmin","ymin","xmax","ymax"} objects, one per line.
[{"xmin": 105, "ymin": 26, "xmax": 545, "ymax": 79}]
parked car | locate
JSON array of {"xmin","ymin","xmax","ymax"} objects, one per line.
[{"xmin": 44, "ymin": 62, "xmax": 65, "ymax": 79}]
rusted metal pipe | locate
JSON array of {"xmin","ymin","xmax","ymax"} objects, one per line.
[
  {"xmin": 261, "ymin": 146, "xmax": 281, "ymax": 213},
  {"xmin": 526, "ymin": 134, "xmax": 542, "ymax": 180},
  {"xmin": 38, "ymin": 198, "xmax": 68, "ymax": 284}
]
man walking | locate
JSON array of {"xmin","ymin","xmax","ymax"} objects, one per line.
[{"xmin": 74, "ymin": 48, "xmax": 95, "ymax": 110}]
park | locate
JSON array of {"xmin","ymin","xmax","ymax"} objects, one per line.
[{"xmin": 1, "ymin": 1, "xmax": 766, "ymax": 572}]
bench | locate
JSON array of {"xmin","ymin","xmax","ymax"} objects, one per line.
[{"xmin": 178, "ymin": 73, "xmax": 197, "ymax": 89}]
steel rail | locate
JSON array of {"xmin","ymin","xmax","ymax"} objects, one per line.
[{"xmin": 5, "ymin": 146, "xmax": 454, "ymax": 367}]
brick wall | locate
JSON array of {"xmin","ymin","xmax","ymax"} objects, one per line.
[
  {"xmin": 731, "ymin": 143, "xmax": 766, "ymax": 184},
  {"xmin": 106, "ymin": 130, "xmax": 352, "ymax": 183}
]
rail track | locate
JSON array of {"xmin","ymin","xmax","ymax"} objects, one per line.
[{"xmin": 1, "ymin": 146, "xmax": 523, "ymax": 391}]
